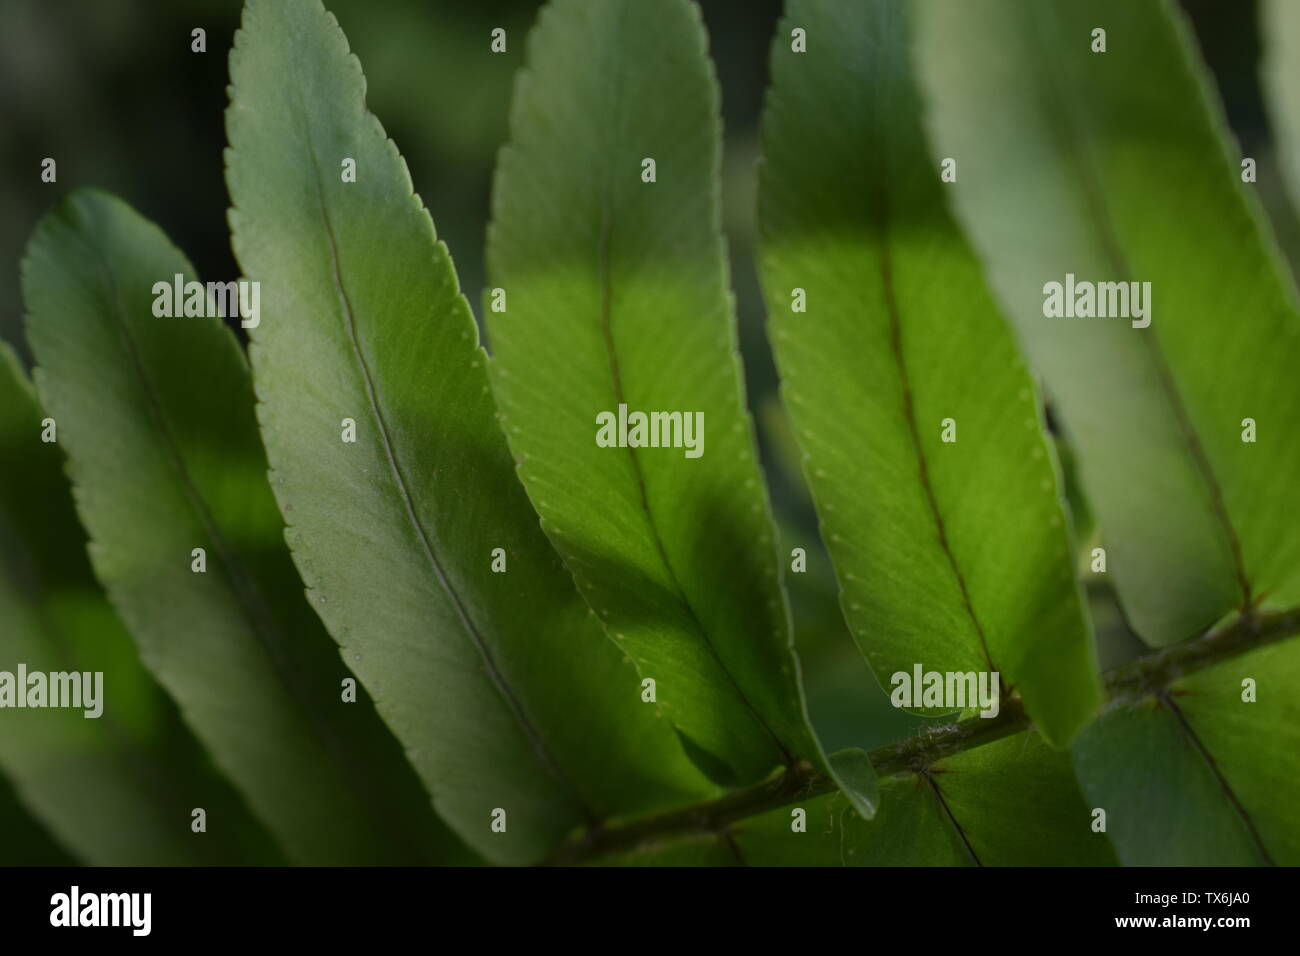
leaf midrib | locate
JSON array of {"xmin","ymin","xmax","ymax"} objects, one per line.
[
  {"xmin": 1160, "ymin": 690, "xmax": 1275, "ymax": 864},
  {"xmin": 923, "ymin": 770, "xmax": 982, "ymax": 866},
  {"xmin": 875, "ymin": 184, "xmax": 996, "ymax": 672},
  {"xmin": 593, "ymin": 204, "xmax": 793, "ymax": 768},
  {"xmin": 861, "ymin": 9, "xmax": 996, "ymax": 672},
  {"xmin": 775, "ymin": 1, "xmax": 997, "ymax": 675}
]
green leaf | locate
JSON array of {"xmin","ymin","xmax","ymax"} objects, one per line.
[
  {"xmin": 485, "ymin": 0, "xmax": 873, "ymax": 809},
  {"xmin": 732, "ymin": 791, "xmax": 851, "ymax": 865},
  {"xmin": 1074, "ymin": 639, "xmax": 1299, "ymax": 864},
  {"xmin": 226, "ymin": 0, "xmax": 710, "ymax": 865},
  {"xmin": 757, "ymin": 0, "xmax": 1100, "ymax": 745},
  {"xmin": 845, "ymin": 776, "xmax": 970, "ymax": 866},
  {"xmin": 845, "ymin": 732, "xmax": 1117, "ymax": 865},
  {"xmin": 0, "ymin": 342, "xmax": 282, "ymax": 865},
  {"xmin": 914, "ymin": 0, "xmax": 1300, "ymax": 647},
  {"xmin": 22, "ymin": 189, "xmax": 467, "ymax": 865}
]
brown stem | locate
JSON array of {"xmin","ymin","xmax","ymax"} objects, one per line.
[{"xmin": 548, "ymin": 605, "xmax": 1300, "ymax": 864}]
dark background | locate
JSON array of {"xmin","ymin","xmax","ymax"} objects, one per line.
[{"xmin": 1, "ymin": 0, "xmax": 1294, "ymax": 753}]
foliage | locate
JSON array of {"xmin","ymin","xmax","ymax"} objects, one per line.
[{"xmin": 3, "ymin": 0, "xmax": 1297, "ymax": 866}]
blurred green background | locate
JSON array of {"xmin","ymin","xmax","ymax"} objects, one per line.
[{"xmin": 2, "ymin": 0, "xmax": 1296, "ymax": 802}]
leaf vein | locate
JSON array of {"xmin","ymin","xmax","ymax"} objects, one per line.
[
  {"xmin": 1160, "ymin": 690, "xmax": 1275, "ymax": 864},
  {"xmin": 923, "ymin": 770, "xmax": 982, "ymax": 866},
  {"xmin": 588, "ymin": 0, "xmax": 793, "ymax": 770},
  {"xmin": 876, "ymin": 186, "xmax": 996, "ymax": 671}
]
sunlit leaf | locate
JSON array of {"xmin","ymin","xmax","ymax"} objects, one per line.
[
  {"xmin": 758, "ymin": 0, "xmax": 1100, "ymax": 744},
  {"xmin": 485, "ymin": 0, "xmax": 873, "ymax": 811}
]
